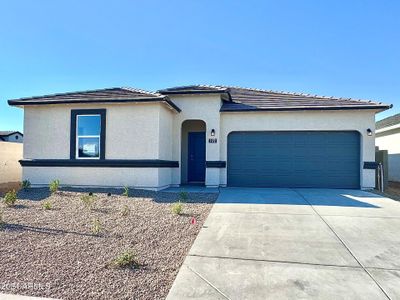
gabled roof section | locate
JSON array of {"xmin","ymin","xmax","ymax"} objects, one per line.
[
  {"xmin": 376, "ymin": 113, "xmax": 400, "ymax": 130},
  {"xmin": 8, "ymin": 87, "xmax": 181, "ymax": 112},
  {"xmin": 159, "ymin": 84, "xmax": 391, "ymax": 112}
]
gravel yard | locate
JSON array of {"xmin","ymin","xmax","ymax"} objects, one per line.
[{"xmin": 0, "ymin": 188, "xmax": 217, "ymax": 299}]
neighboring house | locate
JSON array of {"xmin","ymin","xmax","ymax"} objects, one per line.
[
  {"xmin": 0, "ymin": 131, "xmax": 23, "ymax": 143},
  {"xmin": 376, "ymin": 113, "xmax": 400, "ymax": 182},
  {"xmin": 8, "ymin": 85, "xmax": 391, "ymax": 190}
]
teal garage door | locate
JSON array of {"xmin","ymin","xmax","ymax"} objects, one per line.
[{"xmin": 227, "ymin": 131, "xmax": 360, "ymax": 188}]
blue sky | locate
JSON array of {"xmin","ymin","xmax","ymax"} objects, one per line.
[{"xmin": 1, "ymin": 0, "xmax": 399, "ymax": 132}]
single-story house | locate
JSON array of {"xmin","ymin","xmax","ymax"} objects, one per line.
[
  {"xmin": 376, "ymin": 113, "xmax": 400, "ymax": 182},
  {"xmin": 0, "ymin": 131, "xmax": 23, "ymax": 143},
  {"xmin": 8, "ymin": 85, "xmax": 391, "ymax": 190}
]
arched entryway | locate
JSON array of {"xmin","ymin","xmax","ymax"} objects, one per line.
[{"xmin": 181, "ymin": 120, "xmax": 206, "ymax": 185}]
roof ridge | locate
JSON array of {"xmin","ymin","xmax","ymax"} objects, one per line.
[
  {"xmin": 121, "ymin": 87, "xmax": 164, "ymax": 97},
  {"xmin": 195, "ymin": 84, "xmax": 228, "ymax": 91},
  {"xmin": 158, "ymin": 84, "xmax": 228, "ymax": 92},
  {"xmin": 216, "ymin": 84, "xmax": 384, "ymax": 105}
]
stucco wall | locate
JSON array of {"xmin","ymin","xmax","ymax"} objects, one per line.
[
  {"xmin": 22, "ymin": 103, "xmax": 176, "ymax": 189},
  {"xmin": 168, "ymin": 94, "xmax": 222, "ymax": 187},
  {"xmin": 376, "ymin": 128, "xmax": 400, "ymax": 182},
  {"xmin": 23, "ymin": 167, "xmax": 166, "ymax": 190},
  {"xmin": 158, "ymin": 105, "xmax": 174, "ymax": 160},
  {"xmin": 220, "ymin": 110, "xmax": 377, "ymax": 189},
  {"xmin": 0, "ymin": 142, "xmax": 23, "ymax": 184},
  {"xmin": 24, "ymin": 103, "xmax": 170, "ymax": 160}
]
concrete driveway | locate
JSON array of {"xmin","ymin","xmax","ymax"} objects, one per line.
[{"xmin": 167, "ymin": 188, "xmax": 400, "ymax": 300}]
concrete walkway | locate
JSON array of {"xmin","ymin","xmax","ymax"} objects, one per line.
[{"xmin": 167, "ymin": 188, "xmax": 400, "ymax": 300}]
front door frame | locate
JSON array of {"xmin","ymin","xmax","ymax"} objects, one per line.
[{"xmin": 187, "ymin": 131, "xmax": 206, "ymax": 183}]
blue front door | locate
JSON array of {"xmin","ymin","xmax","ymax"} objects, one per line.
[{"xmin": 188, "ymin": 132, "xmax": 206, "ymax": 182}]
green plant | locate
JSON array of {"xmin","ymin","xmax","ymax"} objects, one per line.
[
  {"xmin": 49, "ymin": 179, "xmax": 60, "ymax": 194},
  {"xmin": 3, "ymin": 190, "xmax": 17, "ymax": 207},
  {"xmin": 109, "ymin": 250, "xmax": 139, "ymax": 269},
  {"xmin": 21, "ymin": 180, "xmax": 31, "ymax": 190},
  {"xmin": 171, "ymin": 201, "xmax": 183, "ymax": 215},
  {"xmin": 0, "ymin": 210, "xmax": 4, "ymax": 229},
  {"xmin": 121, "ymin": 205, "xmax": 130, "ymax": 217},
  {"xmin": 122, "ymin": 186, "xmax": 129, "ymax": 197},
  {"xmin": 91, "ymin": 218, "xmax": 102, "ymax": 235},
  {"xmin": 81, "ymin": 194, "xmax": 97, "ymax": 210},
  {"xmin": 42, "ymin": 200, "xmax": 52, "ymax": 210},
  {"xmin": 179, "ymin": 191, "xmax": 189, "ymax": 202}
]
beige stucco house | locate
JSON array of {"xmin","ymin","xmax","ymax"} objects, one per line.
[
  {"xmin": 376, "ymin": 113, "xmax": 400, "ymax": 182},
  {"xmin": 8, "ymin": 85, "xmax": 391, "ymax": 190}
]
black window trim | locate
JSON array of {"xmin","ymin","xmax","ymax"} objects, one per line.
[{"xmin": 70, "ymin": 109, "xmax": 106, "ymax": 160}]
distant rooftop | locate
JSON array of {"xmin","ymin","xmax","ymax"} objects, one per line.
[
  {"xmin": 376, "ymin": 113, "xmax": 400, "ymax": 130},
  {"xmin": 0, "ymin": 131, "xmax": 23, "ymax": 137}
]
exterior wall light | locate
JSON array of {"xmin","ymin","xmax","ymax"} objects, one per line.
[
  {"xmin": 367, "ymin": 128, "xmax": 373, "ymax": 136},
  {"xmin": 211, "ymin": 129, "xmax": 215, "ymax": 136}
]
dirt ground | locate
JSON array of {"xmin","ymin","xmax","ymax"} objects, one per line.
[
  {"xmin": 0, "ymin": 188, "xmax": 217, "ymax": 300},
  {"xmin": 378, "ymin": 181, "xmax": 400, "ymax": 201}
]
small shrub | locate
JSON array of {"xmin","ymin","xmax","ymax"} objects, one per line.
[
  {"xmin": 42, "ymin": 200, "xmax": 52, "ymax": 210},
  {"xmin": 122, "ymin": 186, "xmax": 129, "ymax": 197},
  {"xmin": 0, "ymin": 210, "xmax": 4, "ymax": 229},
  {"xmin": 121, "ymin": 205, "xmax": 130, "ymax": 217},
  {"xmin": 171, "ymin": 201, "xmax": 183, "ymax": 215},
  {"xmin": 107, "ymin": 192, "xmax": 112, "ymax": 197},
  {"xmin": 89, "ymin": 192, "xmax": 93, "ymax": 196},
  {"xmin": 81, "ymin": 194, "xmax": 97, "ymax": 210},
  {"xmin": 21, "ymin": 180, "xmax": 31, "ymax": 190},
  {"xmin": 3, "ymin": 190, "xmax": 17, "ymax": 207},
  {"xmin": 91, "ymin": 218, "xmax": 102, "ymax": 235},
  {"xmin": 179, "ymin": 191, "xmax": 189, "ymax": 202},
  {"xmin": 109, "ymin": 250, "xmax": 139, "ymax": 269},
  {"xmin": 49, "ymin": 179, "xmax": 60, "ymax": 194}
]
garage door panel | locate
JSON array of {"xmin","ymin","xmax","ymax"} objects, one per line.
[{"xmin": 227, "ymin": 131, "xmax": 360, "ymax": 188}]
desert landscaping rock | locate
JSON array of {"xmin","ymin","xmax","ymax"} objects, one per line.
[{"xmin": 0, "ymin": 188, "xmax": 216, "ymax": 299}]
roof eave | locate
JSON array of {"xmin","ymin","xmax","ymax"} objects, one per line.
[
  {"xmin": 8, "ymin": 97, "xmax": 181, "ymax": 113},
  {"xmin": 220, "ymin": 105, "xmax": 392, "ymax": 112}
]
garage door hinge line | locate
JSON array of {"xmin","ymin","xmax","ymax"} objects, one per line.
[{"xmin": 292, "ymin": 189, "xmax": 391, "ymax": 300}]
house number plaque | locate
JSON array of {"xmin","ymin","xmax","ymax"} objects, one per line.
[{"xmin": 208, "ymin": 138, "xmax": 218, "ymax": 143}]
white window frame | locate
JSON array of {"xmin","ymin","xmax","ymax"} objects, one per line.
[{"xmin": 76, "ymin": 114, "xmax": 101, "ymax": 159}]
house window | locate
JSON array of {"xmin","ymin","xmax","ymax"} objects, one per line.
[
  {"xmin": 70, "ymin": 109, "xmax": 106, "ymax": 160},
  {"xmin": 76, "ymin": 115, "xmax": 101, "ymax": 158}
]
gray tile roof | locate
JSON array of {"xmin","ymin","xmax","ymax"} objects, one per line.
[
  {"xmin": 8, "ymin": 85, "xmax": 391, "ymax": 113},
  {"xmin": 376, "ymin": 113, "xmax": 400, "ymax": 130},
  {"xmin": 8, "ymin": 87, "xmax": 181, "ymax": 112},
  {"xmin": 159, "ymin": 85, "xmax": 391, "ymax": 111}
]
